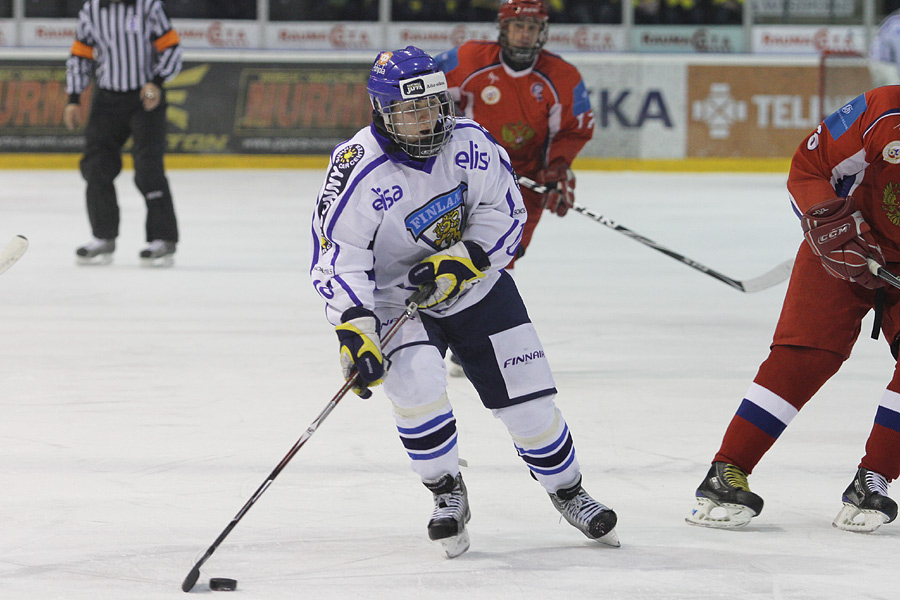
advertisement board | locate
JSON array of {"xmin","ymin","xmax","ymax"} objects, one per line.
[
  {"xmin": 751, "ymin": 25, "xmax": 866, "ymax": 54},
  {"xmin": 0, "ymin": 58, "xmax": 371, "ymax": 155},
  {"xmin": 687, "ymin": 64, "xmax": 821, "ymax": 157},
  {"xmin": 631, "ymin": 26, "xmax": 745, "ymax": 53},
  {"xmin": 579, "ymin": 60, "xmax": 686, "ymax": 159},
  {"xmin": 0, "ymin": 53, "xmax": 837, "ymax": 162}
]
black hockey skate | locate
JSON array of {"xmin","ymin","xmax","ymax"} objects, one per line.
[
  {"xmin": 139, "ymin": 240, "xmax": 176, "ymax": 267},
  {"xmin": 76, "ymin": 238, "xmax": 115, "ymax": 265},
  {"xmin": 424, "ymin": 472, "xmax": 470, "ymax": 558},
  {"xmin": 833, "ymin": 467, "xmax": 898, "ymax": 533},
  {"xmin": 549, "ymin": 476, "xmax": 620, "ymax": 547},
  {"xmin": 686, "ymin": 461, "xmax": 764, "ymax": 529}
]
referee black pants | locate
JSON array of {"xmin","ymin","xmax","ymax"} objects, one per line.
[{"xmin": 80, "ymin": 88, "xmax": 178, "ymax": 243}]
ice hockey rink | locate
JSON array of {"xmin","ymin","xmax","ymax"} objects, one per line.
[{"xmin": 2, "ymin": 168, "xmax": 897, "ymax": 599}]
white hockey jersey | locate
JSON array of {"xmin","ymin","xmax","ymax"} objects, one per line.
[{"xmin": 310, "ymin": 118, "xmax": 525, "ymax": 325}]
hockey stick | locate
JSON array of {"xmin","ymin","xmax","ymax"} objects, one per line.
[
  {"xmin": 0, "ymin": 235, "xmax": 28, "ymax": 275},
  {"xmin": 181, "ymin": 284, "xmax": 434, "ymax": 593},
  {"xmin": 868, "ymin": 258, "xmax": 900, "ymax": 290},
  {"xmin": 517, "ymin": 176, "xmax": 793, "ymax": 293}
]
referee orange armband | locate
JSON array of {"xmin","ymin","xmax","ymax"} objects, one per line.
[
  {"xmin": 154, "ymin": 30, "xmax": 180, "ymax": 52},
  {"xmin": 70, "ymin": 40, "xmax": 94, "ymax": 59}
]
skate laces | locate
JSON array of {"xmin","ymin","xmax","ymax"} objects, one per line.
[
  {"xmin": 722, "ymin": 464, "xmax": 751, "ymax": 491},
  {"xmin": 82, "ymin": 238, "xmax": 112, "ymax": 251},
  {"xmin": 555, "ymin": 488, "xmax": 608, "ymax": 528},
  {"xmin": 865, "ymin": 470, "xmax": 890, "ymax": 496},
  {"xmin": 144, "ymin": 240, "xmax": 169, "ymax": 252},
  {"xmin": 429, "ymin": 476, "xmax": 467, "ymax": 522}
]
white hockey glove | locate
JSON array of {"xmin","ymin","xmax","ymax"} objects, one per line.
[
  {"xmin": 335, "ymin": 307, "xmax": 384, "ymax": 398},
  {"xmin": 407, "ymin": 241, "xmax": 489, "ymax": 309}
]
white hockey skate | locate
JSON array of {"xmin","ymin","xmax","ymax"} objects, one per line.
[
  {"xmin": 549, "ymin": 476, "xmax": 620, "ymax": 547},
  {"xmin": 76, "ymin": 238, "xmax": 115, "ymax": 265},
  {"xmin": 139, "ymin": 240, "xmax": 176, "ymax": 267},
  {"xmin": 424, "ymin": 472, "xmax": 470, "ymax": 558},
  {"xmin": 833, "ymin": 468, "xmax": 898, "ymax": 533},
  {"xmin": 686, "ymin": 462, "xmax": 763, "ymax": 529}
]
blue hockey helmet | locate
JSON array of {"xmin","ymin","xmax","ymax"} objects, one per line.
[{"xmin": 367, "ymin": 46, "xmax": 456, "ymax": 159}]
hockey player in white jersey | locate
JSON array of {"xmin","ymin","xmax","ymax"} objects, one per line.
[{"xmin": 310, "ymin": 46, "xmax": 618, "ymax": 557}]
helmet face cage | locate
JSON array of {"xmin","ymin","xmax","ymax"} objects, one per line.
[
  {"xmin": 375, "ymin": 90, "xmax": 456, "ymax": 159},
  {"xmin": 497, "ymin": 0, "xmax": 549, "ymax": 65},
  {"xmin": 367, "ymin": 47, "xmax": 457, "ymax": 159}
]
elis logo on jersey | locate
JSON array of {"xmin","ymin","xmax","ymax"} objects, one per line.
[
  {"xmin": 405, "ymin": 183, "xmax": 468, "ymax": 251},
  {"xmin": 454, "ymin": 140, "xmax": 490, "ymax": 170}
]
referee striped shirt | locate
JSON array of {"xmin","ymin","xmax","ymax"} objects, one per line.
[{"xmin": 66, "ymin": 0, "xmax": 182, "ymax": 102}]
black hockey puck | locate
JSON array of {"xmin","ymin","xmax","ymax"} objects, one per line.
[{"xmin": 209, "ymin": 578, "xmax": 238, "ymax": 591}]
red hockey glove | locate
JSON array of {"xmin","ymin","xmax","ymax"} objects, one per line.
[
  {"xmin": 537, "ymin": 160, "xmax": 576, "ymax": 217},
  {"xmin": 800, "ymin": 196, "xmax": 885, "ymax": 289}
]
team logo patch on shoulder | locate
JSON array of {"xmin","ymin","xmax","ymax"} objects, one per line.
[
  {"xmin": 884, "ymin": 141, "xmax": 900, "ymax": 164},
  {"xmin": 319, "ymin": 144, "xmax": 364, "ymax": 222},
  {"xmin": 405, "ymin": 183, "xmax": 468, "ymax": 250},
  {"xmin": 336, "ymin": 144, "xmax": 364, "ymax": 170},
  {"xmin": 824, "ymin": 93, "xmax": 866, "ymax": 141},
  {"xmin": 481, "ymin": 85, "xmax": 501, "ymax": 105}
]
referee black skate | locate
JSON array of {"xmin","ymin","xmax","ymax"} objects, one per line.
[{"xmin": 64, "ymin": 0, "xmax": 183, "ymax": 267}]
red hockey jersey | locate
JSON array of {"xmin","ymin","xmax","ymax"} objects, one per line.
[
  {"xmin": 789, "ymin": 86, "xmax": 900, "ymax": 262},
  {"xmin": 435, "ymin": 41, "xmax": 594, "ymax": 177}
]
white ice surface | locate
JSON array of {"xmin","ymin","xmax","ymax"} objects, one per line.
[{"xmin": 1, "ymin": 169, "xmax": 898, "ymax": 599}]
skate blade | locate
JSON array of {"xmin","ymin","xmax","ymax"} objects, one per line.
[
  {"xmin": 832, "ymin": 503, "xmax": 890, "ymax": 533},
  {"xmin": 436, "ymin": 529, "xmax": 470, "ymax": 559},
  {"xmin": 685, "ymin": 497, "xmax": 756, "ymax": 529},
  {"xmin": 140, "ymin": 255, "xmax": 175, "ymax": 268},
  {"xmin": 76, "ymin": 254, "xmax": 113, "ymax": 266},
  {"xmin": 595, "ymin": 527, "xmax": 621, "ymax": 547}
]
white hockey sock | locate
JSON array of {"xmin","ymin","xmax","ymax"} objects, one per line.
[{"xmin": 493, "ymin": 396, "xmax": 581, "ymax": 493}]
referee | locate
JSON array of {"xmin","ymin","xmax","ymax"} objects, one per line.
[{"xmin": 64, "ymin": 0, "xmax": 183, "ymax": 267}]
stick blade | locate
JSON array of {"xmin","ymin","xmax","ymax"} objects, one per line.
[
  {"xmin": 739, "ymin": 258, "xmax": 794, "ymax": 293},
  {"xmin": 181, "ymin": 567, "xmax": 201, "ymax": 593},
  {"xmin": 0, "ymin": 235, "xmax": 28, "ymax": 275}
]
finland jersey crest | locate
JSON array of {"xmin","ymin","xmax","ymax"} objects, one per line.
[{"xmin": 405, "ymin": 183, "xmax": 468, "ymax": 250}]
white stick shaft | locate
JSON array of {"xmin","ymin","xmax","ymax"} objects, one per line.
[{"xmin": 0, "ymin": 235, "xmax": 28, "ymax": 275}]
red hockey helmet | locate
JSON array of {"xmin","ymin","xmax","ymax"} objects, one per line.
[
  {"xmin": 497, "ymin": 0, "xmax": 549, "ymax": 23},
  {"xmin": 497, "ymin": 0, "xmax": 549, "ymax": 66}
]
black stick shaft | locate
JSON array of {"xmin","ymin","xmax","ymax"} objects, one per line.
[
  {"xmin": 182, "ymin": 286, "xmax": 433, "ymax": 592},
  {"xmin": 516, "ymin": 176, "xmax": 790, "ymax": 293},
  {"xmin": 869, "ymin": 258, "xmax": 900, "ymax": 290}
]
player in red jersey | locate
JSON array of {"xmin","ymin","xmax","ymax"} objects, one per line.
[
  {"xmin": 686, "ymin": 86, "xmax": 900, "ymax": 533},
  {"xmin": 435, "ymin": 0, "xmax": 594, "ymax": 270}
]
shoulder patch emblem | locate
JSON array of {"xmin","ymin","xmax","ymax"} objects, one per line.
[
  {"xmin": 884, "ymin": 141, "xmax": 900, "ymax": 164},
  {"xmin": 824, "ymin": 93, "xmax": 866, "ymax": 141},
  {"xmin": 336, "ymin": 144, "xmax": 364, "ymax": 170}
]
